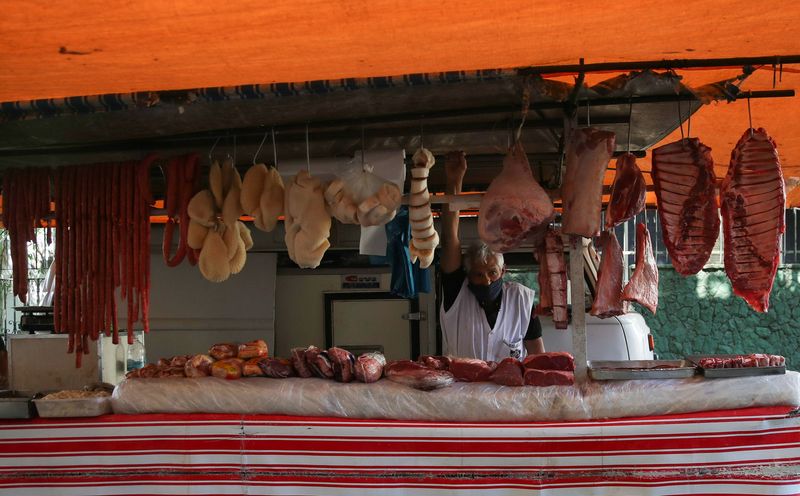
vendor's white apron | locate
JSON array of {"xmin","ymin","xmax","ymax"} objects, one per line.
[{"xmin": 440, "ymin": 280, "xmax": 534, "ymax": 362}]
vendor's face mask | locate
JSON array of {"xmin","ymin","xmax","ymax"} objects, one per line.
[
  {"xmin": 468, "ymin": 277, "xmax": 503, "ymax": 305},
  {"xmin": 467, "ymin": 258, "xmax": 505, "ymax": 304}
]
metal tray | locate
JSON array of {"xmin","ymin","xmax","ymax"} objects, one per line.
[
  {"xmin": 686, "ymin": 355, "xmax": 786, "ymax": 378},
  {"xmin": 588, "ymin": 360, "xmax": 697, "ymax": 380},
  {"xmin": 0, "ymin": 390, "xmax": 37, "ymax": 419}
]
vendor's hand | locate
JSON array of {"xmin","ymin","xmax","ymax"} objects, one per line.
[{"xmin": 444, "ymin": 151, "xmax": 467, "ymax": 188}]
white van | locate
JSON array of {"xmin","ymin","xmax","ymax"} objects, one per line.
[{"xmin": 507, "ymin": 241, "xmax": 655, "ymax": 361}]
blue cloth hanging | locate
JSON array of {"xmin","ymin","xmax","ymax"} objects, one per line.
[{"xmin": 370, "ymin": 206, "xmax": 431, "ymax": 298}]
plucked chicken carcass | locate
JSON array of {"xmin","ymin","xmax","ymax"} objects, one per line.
[
  {"xmin": 590, "ymin": 230, "xmax": 626, "ymax": 318},
  {"xmin": 622, "ymin": 223, "xmax": 659, "ymax": 315},
  {"xmin": 408, "ymin": 148, "xmax": 439, "ymax": 268},
  {"xmin": 561, "ymin": 128, "xmax": 616, "ymax": 238},
  {"xmin": 651, "ymin": 138, "xmax": 719, "ymax": 275},
  {"xmin": 720, "ymin": 128, "xmax": 785, "ymax": 312},
  {"xmin": 478, "ymin": 142, "xmax": 554, "ymax": 252},
  {"xmin": 188, "ymin": 163, "xmax": 252, "ymax": 282},
  {"xmin": 284, "ymin": 170, "xmax": 332, "ymax": 269},
  {"xmin": 605, "ymin": 153, "xmax": 646, "ymax": 228},
  {"xmin": 242, "ymin": 164, "xmax": 285, "ymax": 232},
  {"xmin": 535, "ymin": 228, "xmax": 568, "ymax": 329}
]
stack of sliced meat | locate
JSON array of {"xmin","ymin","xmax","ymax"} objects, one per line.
[
  {"xmin": 651, "ymin": 138, "xmax": 719, "ymax": 275},
  {"xmin": 478, "ymin": 142, "xmax": 554, "ymax": 252},
  {"xmin": 720, "ymin": 128, "xmax": 785, "ymax": 313},
  {"xmin": 535, "ymin": 228, "xmax": 568, "ymax": 329},
  {"xmin": 605, "ymin": 152, "xmax": 646, "ymax": 229},
  {"xmin": 521, "ymin": 352, "xmax": 575, "ymax": 386},
  {"xmin": 622, "ymin": 223, "xmax": 659, "ymax": 315},
  {"xmin": 561, "ymin": 127, "xmax": 616, "ymax": 238},
  {"xmin": 590, "ymin": 230, "xmax": 626, "ymax": 318}
]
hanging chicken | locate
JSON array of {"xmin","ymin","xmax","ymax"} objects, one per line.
[
  {"xmin": 284, "ymin": 170, "xmax": 332, "ymax": 268},
  {"xmin": 408, "ymin": 148, "xmax": 439, "ymax": 268},
  {"xmin": 187, "ymin": 159, "xmax": 252, "ymax": 282},
  {"xmin": 241, "ymin": 163, "xmax": 285, "ymax": 232}
]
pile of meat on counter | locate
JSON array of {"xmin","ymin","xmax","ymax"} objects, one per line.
[
  {"xmin": 697, "ymin": 354, "xmax": 785, "ymax": 369},
  {"xmin": 126, "ymin": 341, "xmax": 576, "ymax": 391}
]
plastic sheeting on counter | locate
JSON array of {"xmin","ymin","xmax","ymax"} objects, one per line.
[{"xmin": 112, "ymin": 371, "xmax": 800, "ymax": 421}]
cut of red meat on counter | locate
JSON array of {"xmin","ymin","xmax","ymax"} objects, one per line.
[
  {"xmin": 478, "ymin": 142, "xmax": 554, "ymax": 252},
  {"xmin": 327, "ymin": 347, "xmax": 356, "ymax": 383},
  {"xmin": 384, "ymin": 360, "xmax": 455, "ymax": 390},
  {"xmin": 523, "ymin": 369, "xmax": 575, "ymax": 387},
  {"xmin": 290, "ymin": 347, "xmax": 314, "ymax": 378},
  {"xmin": 651, "ymin": 138, "xmax": 719, "ymax": 275},
  {"xmin": 590, "ymin": 230, "xmax": 626, "ymax": 318},
  {"xmin": 354, "ymin": 352, "xmax": 386, "ymax": 383},
  {"xmin": 561, "ymin": 127, "xmax": 616, "ymax": 238},
  {"xmin": 490, "ymin": 358, "xmax": 524, "ymax": 386},
  {"xmin": 522, "ymin": 352, "xmax": 575, "ymax": 371},
  {"xmin": 418, "ymin": 355, "xmax": 451, "ymax": 370},
  {"xmin": 622, "ymin": 223, "xmax": 659, "ymax": 315},
  {"xmin": 449, "ymin": 357, "xmax": 494, "ymax": 382},
  {"xmin": 720, "ymin": 128, "xmax": 785, "ymax": 313},
  {"xmin": 605, "ymin": 152, "xmax": 646, "ymax": 229}
]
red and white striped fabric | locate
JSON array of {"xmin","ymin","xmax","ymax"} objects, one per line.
[{"xmin": 0, "ymin": 407, "xmax": 798, "ymax": 495}]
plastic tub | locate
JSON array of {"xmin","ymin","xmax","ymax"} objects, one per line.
[{"xmin": 33, "ymin": 396, "xmax": 112, "ymax": 417}]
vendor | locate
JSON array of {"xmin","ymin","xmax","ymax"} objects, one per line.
[{"xmin": 439, "ymin": 151, "xmax": 545, "ymax": 362}]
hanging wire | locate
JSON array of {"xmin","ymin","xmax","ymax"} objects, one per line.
[
  {"xmin": 271, "ymin": 127, "xmax": 278, "ymax": 169},
  {"xmin": 232, "ymin": 135, "xmax": 237, "ymax": 165},
  {"xmin": 305, "ymin": 123, "xmax": 311, "ymax": 173},
  {"xmin": 208, "ymin": 136, "xmax": 221, "ymax": 163},
  {"xmin": 253, "ymin": 130, "xmax": 269, "ymax": 165},
  {"xmin": 515, "ymin": 78, "xmax": 532, "ymax": 143},
  {"xmin": 687, "ymin": 105, "xmax": 692, "ymax": 138},
  {"xmin": 747, "ymin": 94, "xmax": 754, "ymax": 137},
  {"xmin": 677, "ymin": 97, "xmax": 684, "ymax": 140},
  {"xmin": 419, "ymin": 117, "xmax": 425, "ymax": 149},
  {"xmin": 626, "ymin": 98, "xmax": 633, "ymax": 153},
  {"xmin": 361, "ymin": 124, "xmax": 366, "ymax": 171}
]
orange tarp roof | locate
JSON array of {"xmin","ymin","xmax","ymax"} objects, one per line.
[{"xmin": 1, "ymin": 1, "xmax": 799, "ymax": 196}]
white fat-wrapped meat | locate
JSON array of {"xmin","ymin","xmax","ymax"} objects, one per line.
[
  {"xmin": 478, "ymin": 142, "xmax": 554, "ymax": 252},
  {"xmin": 199, "ymin": 230, "xmax": 231, "ymax": 283},
  {"xmin": 324, "ymin": 178, "xmax": 360, "ymax": 224},
  {"xmin": 408, "ymin": 148, "xmax": 439, "ymax": 268},
  {"xmin": 284, "ymin": 170, "xmax": 332, "ymax": 268},
  {"xmin": 561, "ymin": 127, "xmax": 616, "ymax": 238}
]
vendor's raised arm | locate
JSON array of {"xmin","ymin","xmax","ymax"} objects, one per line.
[{"xmin": 441, "ymin": 151, "xmax": 467, "ymax": 274}]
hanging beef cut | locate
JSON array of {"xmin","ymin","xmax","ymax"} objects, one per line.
[
  {"xmin": 535, "ymin": 229, "xmax": 568, "ymax": 329},
  {"xmin": 605, "ymin": 152, "xmax": 646, "ymax": 229},
  {"xmin": 561, "ymin": 127, "xmax": 616, "ymax": 238},
  {"xmin": 478, "ymin": 142, "xmax": 554, "ymax": 252},
  {"xmin": 622, "ymin": 223, "xmax": 659, "ymax": 314},
  {"xmin": 651, "ymin": 138, "xmax": 719, "ymax": 275},
  {"xmin": 720, "ymin": 128, "xmax": 785, "ymax": 313},
  {"xmin": 590, "ymin": 230, "xmax": 626, "ymax": 318}
]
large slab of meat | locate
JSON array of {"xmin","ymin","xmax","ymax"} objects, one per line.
[
  {"xmin": 449, "ymin": 358, "xmax": 495, "ymax": 382},
  {"xmin": 523, "ymin": 369, "xmax": 575, "ymax": 387},
  {"xmin": 354, "ymin": 352, "xmax": 386, "ymax": 383},
  {"xmin": 384, "ymin": 360, "xmax": 454, "ymax": 390},
  {"xmin": 490, "ymin": 358, "xmax": 524, "ymax": 386},
  {"xmin": 720, "ymin": 128, "xmax": 785, "ymax": 313},
  {"xmin": 605, "ymin": 152, "xmax": 646, "ymax": 229},
  {"xmin": 535, "ymin": 228, "xmax": 568, "ymax": 329},
  {"xmin": 622, "ymin": 223, "xmax": 659, "ymax": 315},
  {"xmin": 561, "ymin": 127, "xmax": 616, "ymax": 238},
  {"xmin": 478, "ymin": 142, "xmax": 554, "ymax": 252},
  {"xmin": 522, "ymin": 352, "xmax": 575, "ymax": 371},
  {"xmin": 590, "ymin": 230, "xmax": 626, "ymax": 318},
  {"xmin": 284, "ymin": 170, "xmax": 332, "ymax": 269},
  {"xmin": 651, "ymin": 138, "xmax": 719, "ymax": 275}
]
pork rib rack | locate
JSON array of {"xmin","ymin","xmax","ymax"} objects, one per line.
[
  {"xmin": 651, "ymin": 138, "xmax": 719, "ymax": 275},
  {"xmin": 720, "ymin": 128, "xmax": 785, "ymax": 313}
]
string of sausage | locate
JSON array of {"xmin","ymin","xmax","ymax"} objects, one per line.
[
  {"xmin": 2, "ymin": 168, "xmax": 52, "ymax": 305},
  {"xmin": 53, "ymin": 157, "xmax": 155, "ymax": 366},
  {"xmin": 162, "ymin": 153, "xmax": 200, "ymax": 267}
]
